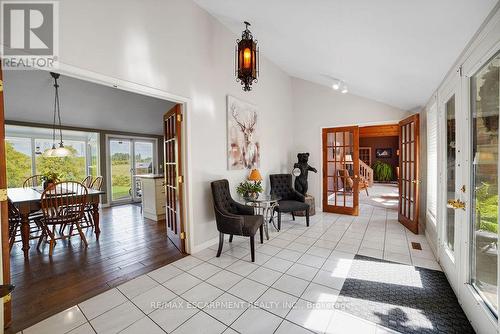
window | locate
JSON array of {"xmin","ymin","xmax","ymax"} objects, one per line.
[
  {"xmin": 35, "ymin": 138, "xmax": 87, "ymax": 181},
  {"xmin": 5, "ymin": 125, "xmax": 99, "ymax": 187},
  {"xmin": 426, "ymin": 102, "xmax": 438, "ymax": 221},
  {"xmin": 5, "ymin": 137, "xmax": 33, "ymax": 187}
]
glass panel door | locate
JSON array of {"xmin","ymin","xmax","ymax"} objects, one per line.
[
  {"xmin": 438, "ymin": 78, "xmax": 463, "ymax": 295},
  {"xmin": 322, "ymin": 126, "xmax": 360, "ymax": 215},
  {"xmin": 110, "ymin": 139, "xmax": 132, "ymax": 202},
  {"xmin": 470, "ymin": 51, "xmax": 499, "ymax": 314},
  {"xmin": 132, "ymin": 141, "xmax": 155, "ymax": 201},
  {"xmin": 445, "ymin": 95, "xmax": 457, "ymax": 253},
  {"xmin": 398, "ymin": 114, "xmax": 420, "ymax": 233}
]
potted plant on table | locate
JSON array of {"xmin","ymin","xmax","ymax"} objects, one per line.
[
  {"xmin": 236, "ymin": 180, "xmax": 263, "ymax": 200},
  {"xmin": 41, "ymin": 172, "xmax": 60, "ymax": 190}
]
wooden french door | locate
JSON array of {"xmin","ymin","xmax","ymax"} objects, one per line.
[
  {"xmin": 0, "ymin": 64, "xmax": 12, "ymax": 327},
  {"xmin": 322, "ymin": 126, "xmax": 360, "ymax": 215},
  {"xmin": 164, "ymin": 104, "xmax": 185, "ymax": 252},
  {"xmin": 398, "ymin": 114, "xmax": 420, "ymax": 233}
]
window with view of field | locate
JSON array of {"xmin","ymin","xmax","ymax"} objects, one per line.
[{"xmin": 5, "ymin": 125, "xmax": 99, "ymax": 188}]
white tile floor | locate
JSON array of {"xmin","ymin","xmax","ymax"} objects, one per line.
[{"xmin": 21, "ymin": 205, "xmax": 440, "ymax": 334}]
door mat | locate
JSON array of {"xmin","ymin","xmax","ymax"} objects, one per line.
[{"xmin": 335, "ymin": 255, "xmax": 475, "ymax": 333}]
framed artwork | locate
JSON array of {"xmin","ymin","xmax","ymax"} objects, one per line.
[
  {"xmin": 227, "ymin": 95, "xmax": 260, "ymax": 170},
  {"xmin": 375, "ymin": 148, "xmax": 392, "ymax": 158}
]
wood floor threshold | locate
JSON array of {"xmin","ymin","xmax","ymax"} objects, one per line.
[{"xmin": 6, "ymin": 205, "xmax": 185, "ymax": 333}]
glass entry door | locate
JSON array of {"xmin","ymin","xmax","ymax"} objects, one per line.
[
  {"xmin": 439, "ymin": 86, "xmax": 464, "ymax": 293},
  {"xmin": 132, "ymin": 141, "xmax": 155, "ymax": 201},
  {"xmin": 322, "ymin": 126, "xmax": 360, "ymax": 215},
  {"xmin": 109, "ymin": 137, "xmax": 156, "ymax": 204},
  {"xmin": 469, "ymin": 51, "xmax": 499, "ymax": 315}
]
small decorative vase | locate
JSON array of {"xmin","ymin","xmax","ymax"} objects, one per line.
[{"xmin": 245, "ymin": 192, "xmax": 259, "ymax": 200}]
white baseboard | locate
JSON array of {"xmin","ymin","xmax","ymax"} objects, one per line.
[{"xmin": 189, "ymin": 236, "xmax": 219, "ymax": 254}]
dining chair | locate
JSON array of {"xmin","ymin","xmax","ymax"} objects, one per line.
[
  {"xmin": 8, "ymin": 199, "xmax": 44, "ymax": 253},
  {"xmin": 82, "ymin": 175, "xmax": 93, "ymax": 188},
  {"xmin": 90, "ymin": 176, "xmax": 103, "ymax": 191},
  {"xmin": 81, "ymin": 176, "xmax": 103, "ymax": 228},
  {"xmin": 8, "ymin": 199, "xmax": 21, "ymax": 252},
  {"xmin": 338, "ymin": 169, "xmax": 369, "ymax": 196},
  {"xmin": 36, "ymin": 181, "xmax": 89, "ymax": 256},
  {"xmin": 23, "ymin": 175, "xmax": 43, "ymax": 188}
]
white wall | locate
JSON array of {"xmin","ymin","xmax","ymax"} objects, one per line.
[
  {"xmin": 291, "ymin": 78, "xmax": 411, "ymax": 204},
  {"xmin": 48, "ymin": 0, "xmax": 293, "ymax": 250}
]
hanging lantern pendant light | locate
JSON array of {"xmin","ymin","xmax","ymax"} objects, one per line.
[
  {"xmin": 44, "ymin": 72, "xmax": 72, "ymax": 157},
  {"xmin": 235, "ymin": 21, "xmax": 259, "ymax": 91}
]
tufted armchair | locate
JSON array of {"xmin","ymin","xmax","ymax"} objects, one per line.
[
  {"xmin": 210, "ymin": 179, "xmax": 264, "ymax": 262},
  {"xmin": 269, "ymin": 174, "xmax": 310, "ymax": 229}
]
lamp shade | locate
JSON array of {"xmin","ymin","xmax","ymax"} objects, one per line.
[
  {"xmin": 345, "ymin": 154, "xmax": 353, "ymax": 163},
  {"xmin": 248, "ymin": 169, "xmax": 262, "ymax": 182}
]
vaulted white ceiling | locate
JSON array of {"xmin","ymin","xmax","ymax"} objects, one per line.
[{"xmin": 194, "ymin": 0, "xmax": 497, "ymax": 110}]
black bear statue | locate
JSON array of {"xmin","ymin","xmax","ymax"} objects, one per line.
[{"xmin": 293, "ymin": 153, "xmax": 317, "ymax": 196}]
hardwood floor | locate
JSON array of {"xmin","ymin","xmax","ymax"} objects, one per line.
[{"xmin": 7, "ymin": 204, "xmax": 184, "ymax": 333}]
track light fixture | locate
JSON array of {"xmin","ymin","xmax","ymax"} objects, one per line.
[{"xmin": 330, "ymin": 78, "xmax": 348, "ymax": 94}]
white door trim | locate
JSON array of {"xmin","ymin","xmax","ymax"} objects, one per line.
[{"xmin": 37, "ymin": 61, "xmax": 194, "ymax": 254}]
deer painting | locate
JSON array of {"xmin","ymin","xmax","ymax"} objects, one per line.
[{"xmin": 227, "ymin": 96, "xmax": 260, "ymax": 170}]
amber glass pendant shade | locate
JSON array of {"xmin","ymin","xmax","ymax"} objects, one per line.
[{"xmin": 235, "ymin": 21, "xmax": 259, "ymax": 91}]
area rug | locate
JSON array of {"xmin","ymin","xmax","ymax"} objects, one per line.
[{"xmin": 335, "ymin": 255, "xmax": 475, "ymax": 333}]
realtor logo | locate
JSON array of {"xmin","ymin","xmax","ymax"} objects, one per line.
[{"xmin": 1, "ymin": 1, "xmax": 58, "ymax": 69}]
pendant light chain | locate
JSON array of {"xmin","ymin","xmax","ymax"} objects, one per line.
[
  {"xmin": 51, "ymin": 77, "xmax": 57, "ymax": 149},
  {"xmin": 54, "ymin": 76, "xmax": 64, "ymax": 147},
  {"xmin": 44, "ymin": 72, "xmax": 71, "ymax": 157}
]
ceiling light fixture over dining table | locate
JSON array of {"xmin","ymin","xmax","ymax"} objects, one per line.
[{"xmin": 43, "ymin": 72, "xmax": 72, "ymax": 157}]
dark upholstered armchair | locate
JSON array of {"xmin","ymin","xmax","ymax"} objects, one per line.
[
  {"xmin": 210, "ymin": 179, "xmax": 264, "ymax": 262},
  {"xmin": 269, "ymin": 174, "xmax": 310, "ymax": 229}
]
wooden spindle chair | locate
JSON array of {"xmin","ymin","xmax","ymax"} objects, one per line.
[
  {"xmin": 81, "ymin": 176, "xmax": 103, "ymax": 228},
  {"xmin": 82, "ymin": 175, "xmax": 93, "ymax": 188},
  {"xmin": 36, "ymin": 181, "xmax": 89, "ymax": 256},
  {"xmin": 8, "ymin": 199, "xmax": 44, "ymax": 253},
  {"xmin": 23, "ymin": 175, "xmax": 43, "ymax": 188},
  {"xmin": 8, "ymin": 199, "xmax": 21, "ymax": 252},
  {"xmin": 90, "ymin": 176, "xmax": 103, "ymax": 191},
  {"xmin": 338, "ymin": 169, "xmax": 369, "ymax": 196}
]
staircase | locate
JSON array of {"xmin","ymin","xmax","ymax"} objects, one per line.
[{"xmin": 359, "ymin": 159, "xmax": 374, "ymax": 187}]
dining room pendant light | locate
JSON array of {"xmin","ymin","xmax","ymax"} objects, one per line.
[
  {"xmin": 235, "ymin": 21, "xmax": 259, "ymax": 91},
  {"xmin": 43, "ymin": 72, "xmax": 72, "ymax": 157}
]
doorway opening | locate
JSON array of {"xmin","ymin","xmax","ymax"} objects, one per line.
[
  {"xmin": 322, "ymin": 115, "xmax": 420, "ymax": 233},
  {"xmin": 107, "ymin": 136, "xmax": 158, "ymax": 205},
  {"xmin": 0, "ymin": 67, "xmax": 190, "ymax": 332},
  {"xmin": 359, "ymin": 124, "xmax": 400, "ymax": 211}
]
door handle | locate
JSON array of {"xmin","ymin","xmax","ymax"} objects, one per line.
[{"xmin": 447, "ymin": 199, "xmax": 465, "ymax": 210}]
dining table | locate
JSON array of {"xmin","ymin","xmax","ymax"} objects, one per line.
[{"xmin": 8, "ymin": 187, "xmax": 105, "ymax": 260}]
